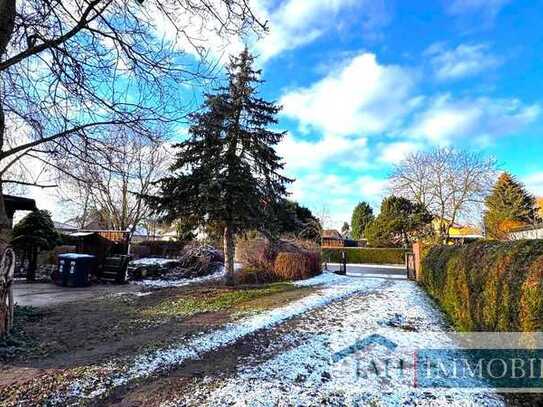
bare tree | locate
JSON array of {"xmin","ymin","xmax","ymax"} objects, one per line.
[
  {"xmin": 390, "ymin": 148, "xmax": 497, "ymax": 242},
  {"xmin": 57, "ymin": 127, "xmax": 171, "ymax": 238},
  {"xmin": 0, "ymin": 0, "xmax": 265, "ymax": 229},
  {"xmin": 0, "ymin": 0, "xmax": 264, "ymax": 337}
]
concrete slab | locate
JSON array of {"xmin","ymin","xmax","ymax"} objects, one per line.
[{"xmin": 12, "ymin": 281, "xmax": 141, "ymax": 308}]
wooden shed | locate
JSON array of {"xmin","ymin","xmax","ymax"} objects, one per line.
[{"xmin": 4, "ymin": 194, "xmax": 37, "ymax": 228}]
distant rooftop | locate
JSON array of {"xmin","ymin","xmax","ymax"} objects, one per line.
[
  {"xmin": 54, "ymin": 221, "xmax": 78, "ymax": 231},
  {"xmin": 322, "ymin": 229, "xmax": 343, "ymax": 239}
]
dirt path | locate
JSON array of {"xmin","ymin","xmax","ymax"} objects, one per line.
[{"xmin": 105, "ymin": 272, "xmax": 505, "ymax": 407}]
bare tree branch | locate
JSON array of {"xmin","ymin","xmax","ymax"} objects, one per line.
[{"xmin": 389, "ymin": 147, "xmax": 497, "ymax": 242}]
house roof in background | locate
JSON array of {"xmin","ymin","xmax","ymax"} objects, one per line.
[
  {"xmin": 322, "ymin": 229, "xmax": 343, "ymax": 239},
  {"xmin": 54, "ymin": 221, "xmax": 78, "ymax": 231}
]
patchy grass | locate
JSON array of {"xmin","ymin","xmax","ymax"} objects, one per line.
[
  {"xmin": 140, "ymin": 283, "xmax": 306, "ymax": 318},
  {"xmin": 0, "ymin": 282, "xmax": 314, "ymax": 368},
  {"xmin": 0, "ymin": 306, "xmax": 44, "ymax": 362}
]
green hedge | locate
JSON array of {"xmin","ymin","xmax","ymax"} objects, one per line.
[
  {"xmin": 321, "ymin": 247, "xmax": 406, "ymax": 265},
  {"xmin": 420, "ymin": 240, "xmax": 543, "ymax": 331}
]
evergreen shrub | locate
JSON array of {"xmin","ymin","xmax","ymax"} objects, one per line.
[{"xmin": 420, "ymin": 240, "xmax": 543, "ymax": 331}]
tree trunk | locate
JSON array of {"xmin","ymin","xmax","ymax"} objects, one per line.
[
  {"xmin": 0, "ymin": 0, "xmax": 16, "ymax": 55},
  {"xmin": 0, "ymin": 0, "xmax": 17, "ymax": 230},
  {"xmin": 0, "ymin": 182, "xmax": 10, "ymax": 230},
  {"xmin": 27, "ymin": 247, "xmax": 37, "ymax": 281},
  {"xmin": 0, "ymin": 247, "xmax": 15, "ymax": 337},
  {"xmin": 223, "ymin": 225, "xmax": 235, "ymax": 285}
]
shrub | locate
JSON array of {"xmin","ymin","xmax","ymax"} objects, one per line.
[
  {"xmin": 236, "ymin": 238, "xmax": 275, "ymax": 274},
  {"xmin": 273, "ymin": 252, "xmax": 320, "ymax": 281},
  {"xmin": 321, "ymin": 247, "xmax": 406, "ymax": 265},
  {"xmin": 237, "ymin": 238, "xmax": 321, "ymax": 283},
  {"xmin": 237, "ymin": 267, "xmax": 278, "ymax": 284},
  {"xmin": 420, "ymin": 240, "xmax": 543, "ymax": 331},
  {"xmin": 305, "ymin": 251, "xmax": 321, "ymax": 276}
]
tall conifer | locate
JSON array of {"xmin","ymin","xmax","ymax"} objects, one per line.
[
  {"xmin": 484, "ymin": 172, "xmax": 536, "ymax": 239},
  {"xmin": 150, "ymin": 49, "xmax": 291, "ymax": 282}
]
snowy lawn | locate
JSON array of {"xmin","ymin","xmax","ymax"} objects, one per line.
[
  {"xmin": 3, "ymin": 271, "xmax": 505, "ymax": 406},
  {"xmin": 157, "ymin": 272, "xmax": 504, "ymax": 406},
  {"xmin": 45, "ymin": 273, "xmax": 382, "ymax": 404},
  {"xmin": 161, "ymin": 276, "xmax": 504, "ymax": 406}
]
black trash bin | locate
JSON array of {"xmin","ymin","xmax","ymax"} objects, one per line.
[{"xmin": 57, "ymin": 254, "xmax": 96, "ymax": 287}]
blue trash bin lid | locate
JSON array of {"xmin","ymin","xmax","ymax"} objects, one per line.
[{"xmin": 58, "ymin": 253, "xmax": 96, "ymax": 259}]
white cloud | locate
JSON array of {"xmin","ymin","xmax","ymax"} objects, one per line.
[
  {"xmin": 147, "ymin": 0, "xmax": 390, "ymax": 65},
  {"xmin": 407, "ymin": 95, "xmax": 541, "ymax": 144},
  {"xmin": 279, "ymin": 50, "xmax": 538, "ymax": 148},
  {"xmin": 280, "ymin": 53, "xmax": 419, "ymax": 137},
  {"xmin": 446, "ymin": 0, "xmax": 511, "ymax": 19},
  {"xmin": 425, "ymin": 43, "xmax": 501, "ymax": 81},
  {"xmin": 377, "ymin": 141, "xmax": 424, "ymax": 163},
  {"xmin": 256, "ymin": 0, "xmax": 390, "ymax": 62},
  {"xmin": 524, "ymin": 172, "xmax": 543, "ymax": 197},
  {"xmin": 288, "ymin": 173, "xmax": 387, "ymax": 229},
  {"xmin": 277, "ymin": 49, "xmax": 540, "ymax": 221},
  {"xmin": 277, "ymin": 133, "xmax": 370, "ymax": 172}
]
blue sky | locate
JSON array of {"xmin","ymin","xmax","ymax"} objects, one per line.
[
  {"xmin": 241, "ymin": 0, "xmax": 543, "ymax": 227},
  {"xmin": 27, "ymin": 0, "xmax": 543, "ymax": 229}
]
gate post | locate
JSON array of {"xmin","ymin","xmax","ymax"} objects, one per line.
[
  {"xmin": 412, "ymin": 241, "xmax": 422, "ymax": 282},
  {"xmin": 340, "ymin": 251, "xmax": 347, "ymax": 275}
]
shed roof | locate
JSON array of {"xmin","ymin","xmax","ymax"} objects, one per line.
[{"xmin": 4, "ymin": 194, "xmax": 37, "ymax": 213}]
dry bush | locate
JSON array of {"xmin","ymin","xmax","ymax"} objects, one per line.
[
  {"xmin": 129, "ymin": 242, "xmax": 224, "ymax": 280},
  {"xmin": 305, "ymin": 251, "xmax": 322, "ymax": 276},
  {"xmin": 177, "ymin": 243, "xmax": 224, "ymax": 277},
  {"xmin": 237, "ymin": 238, "xmax": 321, "ymax": 283},
  {"xmin": 273, "ymin": 251, "xmax": 321, "ymax": 281},
  {"xmin": 236, "ymin": 238, "xmax": 275, "ymax": 273},
  {"xmin": 237, "ymin": 267, "xmax": 278, "ymax": 284},
  {"xmin": 274, "ymin": 252, "xmax": 311, "ymax": 281}
]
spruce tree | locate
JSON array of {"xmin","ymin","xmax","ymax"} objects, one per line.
[
  {"xmin": 351, "ymin": 201, "xmax": 374, "ymax": 240},
  {"xmin": 274, "ymin": 200, "xmax": 320, "ymax": 240},
  {"xmin": 150, "ymin": 49, "xmax": 291, "ymax": 282},
  {"xmin": 484, "ymin": 172, "xmax": 536, "ymax": 239}
]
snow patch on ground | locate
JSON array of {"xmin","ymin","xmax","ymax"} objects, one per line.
[
  {"xmin": 293, "ymin": 271, "xmax": 350, "ymax": 287},
  {"xmin": 129, "ymin": 257, "xmax": 179, "ymax": 267},
  {"xmin": 165, "ymin": 278, "xmax": 505, "ymax": 406},
  {"xmin": 132, "ymin": 291, "xmax": 152, "ymax": 297},
  {"xmin": 55, "ymin": 273, "xmax": 380, "ymax": 404},
  {"xmin": 133, "ymin": 267, "xmax": 226, "ymax": 288}
]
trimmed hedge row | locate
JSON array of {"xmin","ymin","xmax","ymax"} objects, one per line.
[
  {"xmin": 321, "ymin": 247, "xmax": 406, "ymax": 265},
  {"xmin": 420, "ymin": 240, "xmax": 543, "ymax": 331}
]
